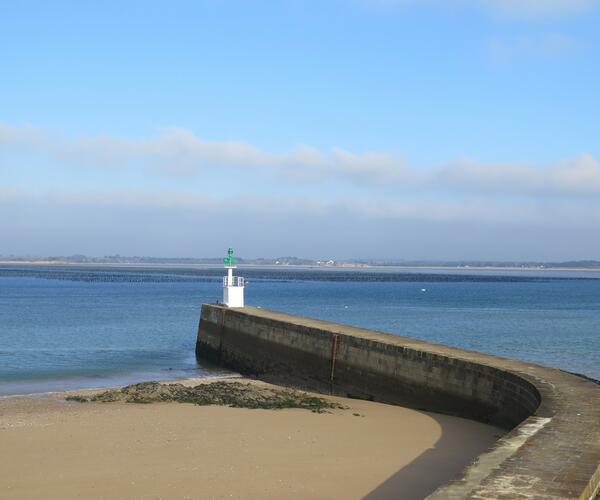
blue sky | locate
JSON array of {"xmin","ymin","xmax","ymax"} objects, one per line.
[{"xmin": 1, "ymin": 0, "xmax": 599, "ymax": 260}]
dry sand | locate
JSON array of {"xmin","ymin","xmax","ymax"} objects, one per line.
[{"xmin": 0, "ymin": 378, "xmax": 502, "ymax": 500}]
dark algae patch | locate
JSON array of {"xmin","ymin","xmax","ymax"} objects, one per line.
[
  {"xmin": 64, "ymin": 395, "xmax": 89, "ymax": 403},
  {"xmin": 66, "ymin": 381, "xmax": 345, "ymax": 413}
]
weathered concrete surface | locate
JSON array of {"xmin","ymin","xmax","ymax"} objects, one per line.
[{"xmin": 196, "ymin": 304, "xmax": 600, "ymax": 500}]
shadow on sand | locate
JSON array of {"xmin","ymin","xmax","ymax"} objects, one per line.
[{"xmin": 363, "ymin": 412, "xmax": 502, "ymax": 500}]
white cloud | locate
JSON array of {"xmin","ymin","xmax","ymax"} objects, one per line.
[
  {"xmin": 488, "ymin": 33, "xmax": 577, "ymax": 64},
  {"xmin": 56, "ymin": 127, "xmax": 273, "ymax": 173},
  {"xmin": 0, "ymin": 122, "xmax": 415, "ymax": 185},
  {"xmin": 437, "ymin": 154, "xmax": 600, "ymax": 196},
  {"xmin": 480, "ymin": 0, "xmax": 594, "ymax": 17},
  {"xmin": 2, "ymin": 121, "xmax": 599, "ymax": 197},
  {"xmin": 0, "ymin": 122, "xmax": 44, "ymax": 147},
  {"xmin": 2, "ymin": 185, "xmax": 598, "ymax": 226},
  {"xmin": 356, "ymin": 0, "xmax": 596, "ymax": 17}
]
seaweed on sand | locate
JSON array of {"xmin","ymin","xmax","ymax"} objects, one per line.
[{"xmin": 66, "ymin": 381, "xmax": 345, "ymax": 413}]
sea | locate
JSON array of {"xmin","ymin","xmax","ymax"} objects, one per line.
[{"xmin": 1, "ymin": 264, "xmax": 599, "ymax": 396}]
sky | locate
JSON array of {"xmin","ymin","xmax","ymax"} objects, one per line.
[{"xmin": 1, "ymin": 0, "xmax": 599, "ymax": 260}]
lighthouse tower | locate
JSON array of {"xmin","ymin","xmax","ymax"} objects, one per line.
[{"xmin": 222, "ymin": 247, "xmax": 244, "ymax": 307}]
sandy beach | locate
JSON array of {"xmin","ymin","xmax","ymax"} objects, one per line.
[{"xmin": 0, "ymin": 378, "xmax": 502, "ymax": 500}]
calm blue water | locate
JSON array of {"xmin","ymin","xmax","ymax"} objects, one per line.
[{"xmin": 1, "ymin": 265, "xmax": 599, "ymax": 395}]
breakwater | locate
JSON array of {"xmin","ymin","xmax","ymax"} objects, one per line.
[{"xmin": 196, "ymin": 304, "xmax": 600, "ymax": 499}]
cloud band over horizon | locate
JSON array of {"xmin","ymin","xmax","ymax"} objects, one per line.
[{"xmin": 2, "ymin": 121, "xmax": 600, "ymax": 260}]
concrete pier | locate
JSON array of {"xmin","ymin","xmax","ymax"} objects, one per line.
[{"xmin": 196, "ymin": 304, "xmax": 600, "ymax": 499}]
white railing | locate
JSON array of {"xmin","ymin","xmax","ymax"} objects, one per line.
[{"xmin": 223, "ymin": 276, "xmax": 244, "ymax": 287}]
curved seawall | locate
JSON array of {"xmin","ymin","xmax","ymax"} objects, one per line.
[{"xmin": 196, "ymin": 304, "xmax": 600, "ymax": 499}]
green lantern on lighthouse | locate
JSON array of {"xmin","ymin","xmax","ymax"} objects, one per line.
[{"xmin": 223, "ymin": 247, "xmax": 235, "ymax": 267}]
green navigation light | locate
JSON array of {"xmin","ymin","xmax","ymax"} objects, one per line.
[{"xmin": 223, "ymin": 247, "xmax": 235, "ymax": 266}]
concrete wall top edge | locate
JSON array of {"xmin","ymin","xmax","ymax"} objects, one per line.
[{"xmin": 213, "ymin": 305, "xmax": 590, "ymax": 384}]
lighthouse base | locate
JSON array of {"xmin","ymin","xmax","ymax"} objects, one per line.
[{"xmin": 223, "ymin": 286, "xmax": 244, "ymax": 307}]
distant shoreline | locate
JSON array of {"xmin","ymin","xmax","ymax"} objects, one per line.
[{"xmin": 1, "ymin": 260, "xmax": 600, "ymax": 273}]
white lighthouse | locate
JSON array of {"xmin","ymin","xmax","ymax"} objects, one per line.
[{"xmin": 222, "ymin": 247, "xmax": 244, "ymax": 307}]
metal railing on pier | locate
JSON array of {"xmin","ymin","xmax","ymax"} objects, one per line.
[{"xmin": 223, "ymin": 276, "xmax": 244, "ymax": 287}]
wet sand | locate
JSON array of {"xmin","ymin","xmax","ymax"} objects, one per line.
[{"xmin": 0, "ymin": 378, "xmax": 502, "ymax": 500}]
